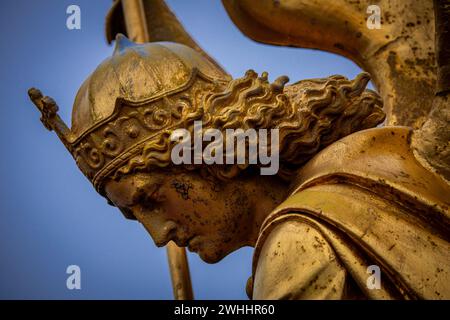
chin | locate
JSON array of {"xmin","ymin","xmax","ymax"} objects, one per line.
[
  {"xmin": 196, "ymin": 249, "xmax": 223, "ymax": 264},
  {"xmin": 197, "ymin": 244, "xmax": 237, "ymax": 264},
  {"xmin": 196, "ymin": 246, "xmax": 223, "ymax": 264}
]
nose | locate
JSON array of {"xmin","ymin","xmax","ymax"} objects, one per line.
[
  {"xmin": 131, "ymin": 204, "xmax": 178, "ymax": 246},
  {"xmin": 141, "ymin": 216, "xmax": 177, "ymax": 247}
]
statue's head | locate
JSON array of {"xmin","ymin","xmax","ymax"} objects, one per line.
[{"xmin": 29, "ymin": 35, "xmax": 384, "ymax": 263}]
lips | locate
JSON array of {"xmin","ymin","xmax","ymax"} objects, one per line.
[
  {"xmin": 187, "ymin": 236, "xmax": 200, "ymax": 252},
  {"xmin": 173, "ymin": 234, "xmax": 196, "ymax": 247}
]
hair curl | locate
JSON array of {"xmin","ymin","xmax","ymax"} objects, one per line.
[{"xmin": 113, "ymin": 70, "xmax": 385, "ymax": 182}]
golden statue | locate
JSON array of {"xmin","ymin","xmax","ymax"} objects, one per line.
[{"xmin": 28, "ymin": 0, "xmax": 449, "ymax": 299}]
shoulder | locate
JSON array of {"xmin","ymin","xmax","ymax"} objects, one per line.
[{"xmin": 251, "ymin": 216, "xmax": 346, "ymax": 299}]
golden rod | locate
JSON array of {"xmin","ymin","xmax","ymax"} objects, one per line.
[
  {"xmin": 166, "ymin": 241, "xmax": 194, "ymax": 300},
  {"xmin": 120, "ymin": 0, "xmax": 194, "ymax": 300},
  {"xmin": 121, "ymin": 0, "xmax": 150, "ymax": 43}
]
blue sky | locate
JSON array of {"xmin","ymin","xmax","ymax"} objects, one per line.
[{"xmin": 0, "ymin": 0, "xmax": 362, "ymax": 299}]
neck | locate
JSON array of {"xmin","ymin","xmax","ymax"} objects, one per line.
[{"xmin": 243, "ymin": 176, "xmax": 288, "ymax": 247}]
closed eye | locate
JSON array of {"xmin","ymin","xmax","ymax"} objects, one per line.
[
  {"xmin": 134, "ymin": 184, "xmax": 164, "ymax": 210},
  {"xmin": 141, "ymin": 193, "xmax": 158, "ymax": 210}
]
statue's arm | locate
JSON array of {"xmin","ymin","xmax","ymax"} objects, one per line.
[{"xmin": 252, "ymin": 219, "xmax": 356, "ymax": 300}]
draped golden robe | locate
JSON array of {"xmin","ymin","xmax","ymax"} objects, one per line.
[{"xmin": 248, "ymin": 127, "xmax": 450, "ymax": 299}]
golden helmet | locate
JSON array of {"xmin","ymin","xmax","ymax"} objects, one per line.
[{"xmin": 28, "ymin": 35, "xmax": 230, "ymax": 195}]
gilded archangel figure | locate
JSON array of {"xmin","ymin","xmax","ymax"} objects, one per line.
[{"xmin": 28, "ymin": 0, "xmax": 449, "ymax": 299}]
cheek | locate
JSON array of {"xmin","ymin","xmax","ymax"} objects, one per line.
[
  {"xmin": 159, "ymin": 188, "xmax": 196, "ymax": 231},
  {"xmin": 162, "ymin": 186, "xmax": 225, "ymax": 232}
]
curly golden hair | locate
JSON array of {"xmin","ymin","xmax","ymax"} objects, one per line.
[{"xmin": 113, "ymin": 70, "xmax": 385, "ymax": 182}]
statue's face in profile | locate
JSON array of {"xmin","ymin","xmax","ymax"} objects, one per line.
[{"xmin": 104, "ymin": 170, "xmax": 253, "ymax": 263}]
